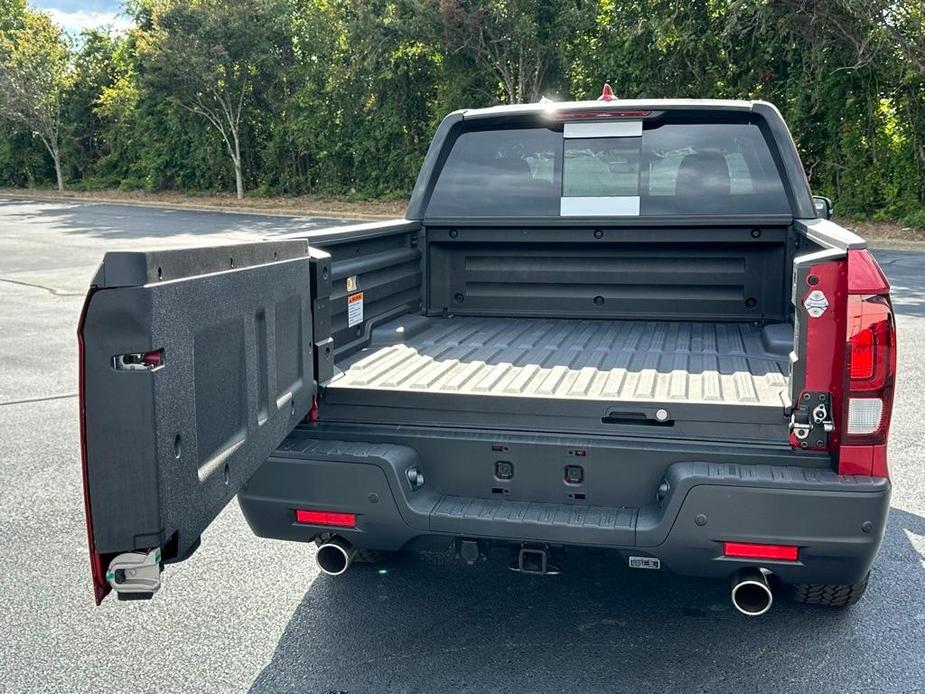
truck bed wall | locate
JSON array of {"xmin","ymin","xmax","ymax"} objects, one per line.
[
  {"xmin": 308, "ymin": 221, "xmax": 423, "ymax": 363},
  {"xmin": 426, "ymin": 225, "xmax": 793, "ymax": 323}
]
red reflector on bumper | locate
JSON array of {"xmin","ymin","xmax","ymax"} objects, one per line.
[
  {"xmin": 723, "ymin": 542, "xmax": 798, "ymax": 561},
  {"xmin": 295, "ymin": 509, "xmax": 356, "ymax": 527}
]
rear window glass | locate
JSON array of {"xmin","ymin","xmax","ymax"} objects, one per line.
[
  {"xmin": 425, "ymin": 128, "xmax": 561, "ymax": 217},
  {"xmin": 425, "ymin": 120, "xmax": 791, "ymax": 217},
  {"xmin": 563, "ymin": 138, "xmax": 640, "ymax": 197}
]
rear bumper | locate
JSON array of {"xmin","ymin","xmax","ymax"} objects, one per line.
[{"xmin": 239, "ymin": 438, "xmax": 890, "ymax": 585}]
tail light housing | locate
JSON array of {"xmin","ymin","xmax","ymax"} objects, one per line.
[
  {"xmin": 839, "ymin": 250, "xmax": 896, "ymax": 476},
  {"xmin": 844, "ymin": 294, "xmax": 895, "ymax": 444}
]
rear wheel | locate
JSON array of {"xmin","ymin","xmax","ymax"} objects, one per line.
[{"xmin": 789, "ymin": 572, "xmax": 870, "ymax": 607}]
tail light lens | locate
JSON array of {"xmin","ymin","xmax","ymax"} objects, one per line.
[
  {"xmin": 848, "ymin": 325, "xmax": 875, "ymax": 379},
  {"xmin": 838, "ymin": 250, "xmax": 896, "ymax": 477},
  {"xmin": 844, "ymin": 294, "xmax": 895, "ymax": 443}
]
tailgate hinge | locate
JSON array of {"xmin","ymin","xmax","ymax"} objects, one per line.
[
  {"xmin": 106, "ymin": 548, "xmax": 162, "ymax": 600},
  {"xmin": 789, "ymin": 391, "xmax": 835, "ymax": 449}
]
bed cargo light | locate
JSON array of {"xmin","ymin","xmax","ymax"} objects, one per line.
[
  {"xmin": 723, "ymin": 542, "xmax": 799, "ymax": 561},
  {"xmin": 555, "ymin": 109, "xmax": 653, "ymax": 121},
  {"xmin": 295, "ymin": 509, "xmax": 356, "ymax": 528},
  {"xmin": 549, "ymin": 83, "xmax": 654, "ymax": 121}
]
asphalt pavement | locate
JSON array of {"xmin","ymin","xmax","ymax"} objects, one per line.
[{"xmin": 1, "ymin": 197, "xmax": 923, "ymax": 693}]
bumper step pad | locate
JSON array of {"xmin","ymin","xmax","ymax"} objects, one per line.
[{"xmin": 430, "ymin": 495, "xmax": 637, "ymax": 546}]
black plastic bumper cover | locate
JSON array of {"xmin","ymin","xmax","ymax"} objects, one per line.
[{"xmin": 238, "ymin": 439, "xmax": 890, "ymax": 585}]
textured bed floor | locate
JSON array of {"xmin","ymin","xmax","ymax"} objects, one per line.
[{"xmin": 330, "ymin": 316, "xmax": 790, "ymax": 407}]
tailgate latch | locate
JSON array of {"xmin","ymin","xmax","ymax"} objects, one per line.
[
  {"xmin": 789, "ymin": 391, "xmax": 835, "ymax": 449},
  {"xmin": 106, "ymin": 548, "xmax": 162, "ymax": 600}
]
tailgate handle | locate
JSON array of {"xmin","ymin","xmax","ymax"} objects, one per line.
[
  {"xmin": 601, "ymin": 409, "xmax": 674, "ymax": 427},
  {"xmin": 112, "ymin": 349, "xmax": 165, "ymax": 371}
]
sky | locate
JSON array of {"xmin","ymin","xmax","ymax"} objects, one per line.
[{"xmin": 31, "ymin": 0, "xmax": 134, "ymax": 33}]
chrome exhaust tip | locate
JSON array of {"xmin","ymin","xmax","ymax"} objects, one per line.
[
  {"xmin": 316, "ymin": 536, "xmax": 355, "ymax": 576},
  {"xmin": 731, "ymin": 568, "xmax": 774, "ymax": 617}
]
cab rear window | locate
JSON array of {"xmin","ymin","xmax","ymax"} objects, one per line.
[{"xmin": 425, "ymin": 120, "xmax": 790, "ymax": 218}]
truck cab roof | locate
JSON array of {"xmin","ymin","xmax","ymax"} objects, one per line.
[{"xmin": 458, "ymin": 98, "xmax": 771, "ymax": 121}]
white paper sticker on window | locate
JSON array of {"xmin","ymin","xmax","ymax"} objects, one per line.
[
  {"xmin": 563, "ymin": 121, "xmax": 643, "ymax": 138},
  {"xmin": 347, "ymin": 292, "xmax": 364, "ymax": 327},
  {"xmin": 560, "ymin": 196, "xmax": 640, "ymax": 216}
]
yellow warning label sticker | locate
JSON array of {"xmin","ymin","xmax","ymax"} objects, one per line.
[{"xmin": 347, "ymin": 291, "xmax": 364, "ymax": 327}]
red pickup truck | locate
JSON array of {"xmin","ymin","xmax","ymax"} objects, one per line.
[{"xmin": 79, "ymin": 94, "xmax": 895, "ymax": 617}]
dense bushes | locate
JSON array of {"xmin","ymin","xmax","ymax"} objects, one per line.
[{"xmin": 1, "ymin": 0, "xmax": 924, "ymax": 222}]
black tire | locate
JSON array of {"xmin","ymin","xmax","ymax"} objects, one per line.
[{"xmin": 789, "ymin": 572, "xmax": 870, "ymax": 607}]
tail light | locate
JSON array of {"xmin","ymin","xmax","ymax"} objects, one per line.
[
  {"xmin": 844, "ymin": 294, "xmax": 895, "ymax": 443},
  {"xmin": 839, "ymin": 250, "xmax": 896, "ymax": 476}
]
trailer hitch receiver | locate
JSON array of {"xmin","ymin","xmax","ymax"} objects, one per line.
[{"xmin": 510, "ymin": 545, "xmax": 561, "ymax": 575}]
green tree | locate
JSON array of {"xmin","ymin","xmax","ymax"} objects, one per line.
[
  {"xmin": 0, "ymin": 7, "xmax": 72, "ymax": 190},
  {"xmin": 436, "ymin": 0, "xmax": 591, "ymax": 103},
  {"xmin": 0, "ymin": 0, "xmax": 26, "ymax": 30},
  {"xmin": 140, "ymin": 0, "xmax": 287, "ymax": 198},
  {"xmin": 64, "ymin": 29, "xmax": 122, "ymax": 183}
]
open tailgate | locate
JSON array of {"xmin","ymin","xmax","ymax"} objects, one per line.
[{"xmin": 78, "ymin": 240, "xmax": 314, "ymax": 603}]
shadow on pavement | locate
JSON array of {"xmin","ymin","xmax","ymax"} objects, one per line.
[
  {"xmin": 873, "ymin": 249, "xmax": 925, "ymax": 318},
  {"xmin": 249, "ymin": 506, "xmax": 924, "ymax": 693},
  {"xmin": 0, "ymin": 198, "xmax": 350, "ymax": 240}
]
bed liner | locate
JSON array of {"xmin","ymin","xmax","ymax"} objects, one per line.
[
  {"xmin": 330, "ymin": 317, "xmax": 789, "ymax": 407},
  {"xmin": 327, "ymin": 315, "xmax": 791, "ymax": 410}
]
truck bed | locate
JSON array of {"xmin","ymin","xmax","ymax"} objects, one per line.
[{"xmin": 325, "ymin": 316, "xmax": 791, "ymax": 431}]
